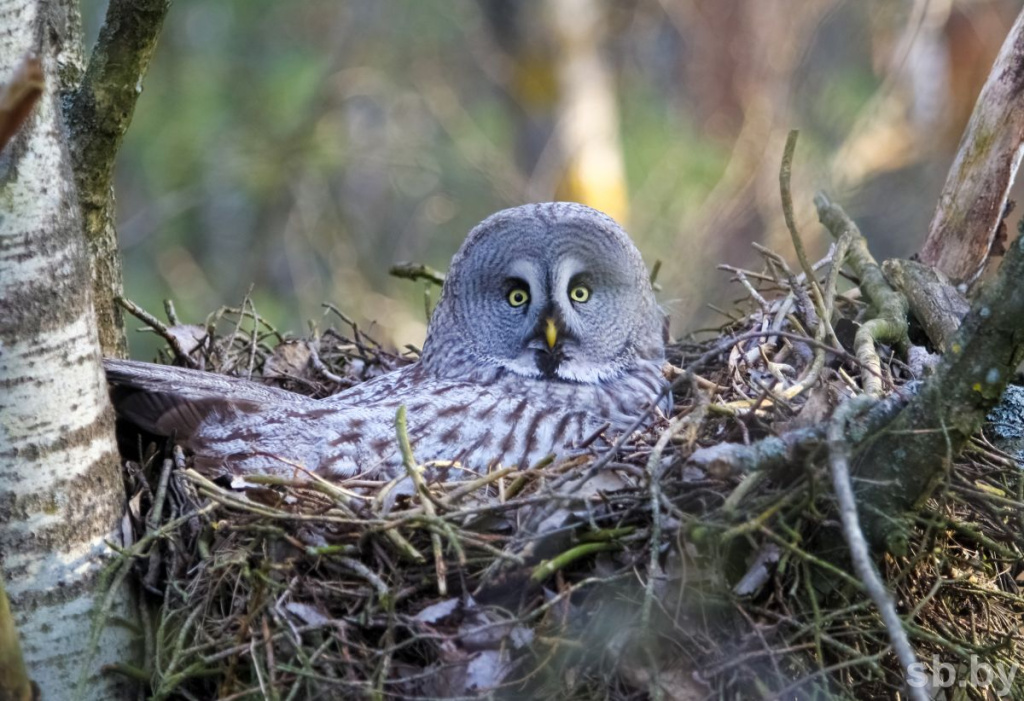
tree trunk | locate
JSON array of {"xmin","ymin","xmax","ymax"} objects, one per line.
[
  {"xmin": 64, "ymin": 0, "xmax": 171, "ymax": 360},
  {"xmin": 0, "ymin": 1, "xmax": 136, "ymax": 698},
  {"xmin": 918, "ymin": 7, "xmax": 1024, "ymax": 285}
]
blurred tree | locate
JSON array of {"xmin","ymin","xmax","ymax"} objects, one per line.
[
  {"xmin": 103, "ymin": 0, "xmax": 1024, "ymax": 349},
  {"xmin": 479, "ymin": 0, "xmax": 629, "ymax": 223}
]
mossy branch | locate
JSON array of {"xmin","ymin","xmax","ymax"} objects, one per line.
[
  {"xmin": 65, "ymin": 0, "xmax": 171, "ymax": 358},
  {"xmin": 814, "ymin": 193, "xmax": 909, "ymax": 397},
  {"xmin": 854, "ymin": 220, "xmax": 1024, "ymax": 553}
]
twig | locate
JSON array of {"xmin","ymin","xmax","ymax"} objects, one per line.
[
  {"xmin": 308, "ymin": 342, "xmax": 345, "ymax": 384},
  {"xmin": 145, "ymin": 455, "xmax": 174, "ymax": 534},
  {"xmin": 827, "ymin": 397, "xmax": 927, "ymax": 701},
  {"xmin": 388, "ymin": 262, "xmax": 446, "ymax": 286},
  {"xmin": 530, "ymin": 542, "xmax": 621, "ymax": 583},
  {"xmin": 642, "ymin": 414, "xmax": 689, "ymax": 628},
  {"xmin": 815, "ymin": 192, "xmax": 908, "ymax": 396},
  {"xmin": 395, "ymin": 406, "xmax": 447, "ymax": 595},
  {"xmin": 116, "ymin": 296, "xmax": 199, "ymax": 367},
  {"xmin": 779, "ymin": 130, "xmax": 826, "ymax": 322}
]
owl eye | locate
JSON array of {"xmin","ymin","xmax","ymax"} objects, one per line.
[
  {"xmin": 569, "ymin": 285, "xmax": 591, "ymax": 303},
  {"xmin": 507, "ymin": 288, "xmax": 530, "ymax": 307}
]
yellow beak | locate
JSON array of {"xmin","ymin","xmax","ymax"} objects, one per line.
[{"xmin": 545, "ymin": 318, "xmax": 558, "ymax": 349}]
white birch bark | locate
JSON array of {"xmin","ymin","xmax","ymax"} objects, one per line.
[{"xmin": 0, "ymin": 1, "xmax": 135, "ymax": 698}]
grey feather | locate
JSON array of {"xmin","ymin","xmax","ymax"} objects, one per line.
[{"xmin": 107, "ymin": 203, "xmax": 671, "ymax": 482}]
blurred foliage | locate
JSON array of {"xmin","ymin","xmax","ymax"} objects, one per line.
[{"xmin": 81, "ymin": 0, "xmax": 1023, "ymax": 359}]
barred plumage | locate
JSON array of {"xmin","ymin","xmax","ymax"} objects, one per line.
[{"xmin": 106, "ymin": 202, "xmax": 670, "ymax": 484}]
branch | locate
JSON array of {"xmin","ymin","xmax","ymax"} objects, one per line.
[
  {"xmin": 881, "ymin": 259, "xmax": 969, "ymax": 352},
  {"xmin": 687, "ymin": 388, "xmax": 912, "ymax": 480},
  {"xmin": 826, "ymin": 398, "xmax": 927, "ymax": 701},
  {"xmin": 855, "ymin": 219, "xmax": 1024, "ymax": 553},
  {"xmin": 66, "ymin": 0, "xmax": 170, "ymax": 182},
  {"xmin": 388, "ymin": 262, "xmax": 446, "ymax": 287},
  {"xmin": 64, "ymin": 0, "xmax": 171, "ymax": 358},
  {"xmin": 815, "ymin": 193, "xmax": 909, "ymax": 397},
  {"xmin": 918, "ymin": 8, "xmax": 1024, "ymax": 284}
]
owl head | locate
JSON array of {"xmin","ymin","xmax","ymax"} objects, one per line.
[{"xmin": 421, "ymin": 202, "xmax": 666, "ymax": 384}]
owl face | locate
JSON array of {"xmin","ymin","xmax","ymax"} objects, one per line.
[{"xmin": 421, "ymin": 202, "xmax": 665, "ymax": 384}]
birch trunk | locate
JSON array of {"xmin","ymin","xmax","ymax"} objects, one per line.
[{"xmin": 0, "ymin": 1, "xmax": 136, "ymax": 697}]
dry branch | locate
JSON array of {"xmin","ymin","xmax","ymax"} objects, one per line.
[
  {"xmin": 827, "ymin": 398, "xmax": 926, "ymax": 701},
  {"xmin": 919, "ymin": 8, "xmax": 1024, "ymax": 284}
]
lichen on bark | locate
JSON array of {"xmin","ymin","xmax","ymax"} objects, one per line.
[
  {"xmin": 63, "ymin": 0, "xmax": 171, "ymax": 359},
  {"xmin": 854, "ymin": 222, "xmax": 1024, "ymax": 552}
]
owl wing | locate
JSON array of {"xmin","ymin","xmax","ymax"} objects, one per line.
[
  {"xmin": 106, "ymin": 359, "xmax": 597, "ymax": 481},
  {"xmin": 104, "ymin": 359, "xmax": 308, "ymax": 436},
  {"xmin": 105, "ymin": 359, "xmax": 436, "ymax": 478}
]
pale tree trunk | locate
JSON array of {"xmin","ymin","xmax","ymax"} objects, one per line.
[
  {"xmin": 479, "ymin": 0, "xmax": 629, "ymax": 224},
  {"xmin": 0, "ymin": 1, "xmax": 136, "ymax": 698},
  {"xmin": 919, "ymin": 7, "xmax": 1024, "ymax": 285}
]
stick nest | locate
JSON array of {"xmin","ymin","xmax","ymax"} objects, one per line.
[{"xmin": 112, "ymin": 248, "xmax": 1024, "ymax": 700}]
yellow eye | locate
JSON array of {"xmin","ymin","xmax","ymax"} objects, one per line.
[
  {"xmin": 569, "ymin": 285, "xmax": 591, "ymax": 303},
  {"xmin": 508, "ymin": 288, "xmax": 529, "ymax": 307}
]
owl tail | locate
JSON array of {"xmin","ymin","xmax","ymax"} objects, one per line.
[{"xmin": 103, "ymin": 359, "xmax": 299, "ymax": 438}]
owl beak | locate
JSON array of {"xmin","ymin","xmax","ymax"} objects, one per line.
[{"xmin": 545, "ymin": 318, "xmax": 558, "ymax": 349}]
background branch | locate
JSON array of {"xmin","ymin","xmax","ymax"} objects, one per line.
[{"xmin": 919, "ymin": 7, "xmax": 1024, "ymax": 285}]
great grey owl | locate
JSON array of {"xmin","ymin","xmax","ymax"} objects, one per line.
[{"xmin": 106, "ymin": 202, "xmax": 670, "ymax": 482}]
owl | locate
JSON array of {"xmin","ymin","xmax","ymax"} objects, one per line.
[{"xmin": 106, "ymin": 202, "xmax": 670, "ymax": 483}]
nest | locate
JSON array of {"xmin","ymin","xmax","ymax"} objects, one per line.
[{"xmin": 111, "ymin": 238, "xmax": 1024, "ymax": 700}]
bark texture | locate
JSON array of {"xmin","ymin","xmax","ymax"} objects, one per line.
[
  {"xmin": 0, "ymin": 1, "xmax": 135, "ymax": 698},
  {"xmin": 64, "ymin": 0, "xmax": 171, "ymax": 359},
  {"xmin": 856, "ymin": 226, "xmax": 1024, "ymax": 553},
  {"xmin": 918, "ymin": 7, "xmax": 1024, "ymax": 284}
]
